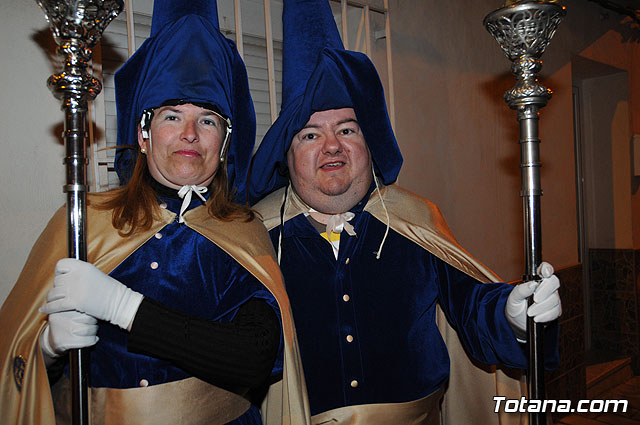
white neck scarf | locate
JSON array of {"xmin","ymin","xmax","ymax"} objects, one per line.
[
  {"xmin": 307, "ymin": 209, "xmax": 356, "ymax": 259},
  {"xmin": 177, "ymin": 185, "xmax": 208, "ymax": 223},
  {"xmin": 325, "ymin": 212, "xmax": 356, "ymax": 237},
  {"xmin": 308, "ymin": 209, "xmax": 356, "ymax": 237}
]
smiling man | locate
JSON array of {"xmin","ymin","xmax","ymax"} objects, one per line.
[
  {"xmin": 249, "ymin": 1, "xmax": 562, "ymax": 424},
  {"xmin": 288, "ymin": 108, "xmax": 372, "ymax": 217}
]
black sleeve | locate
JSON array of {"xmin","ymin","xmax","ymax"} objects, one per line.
[
  {"xmin": 127, "ymin": 297, "xmax": 280, "ymax": 393},
  {"xmin": 46, "ymin": 357, "xmax": 67, "ymax": 387}
]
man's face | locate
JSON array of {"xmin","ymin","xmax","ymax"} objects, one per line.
[
  {"xmin": 138, "ymin": 103, "xmax": 224, "ymax": 189},
  {"xmin": 287, "ymin": 108, "xmax": 372, "ymax": 214}
]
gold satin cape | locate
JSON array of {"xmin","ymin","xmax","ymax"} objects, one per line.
[
  {"xmin": 0, "ymin": 193, "xmax": 311, "ymax": 425},
  {"xmin": 255, "ymin": 183, "xmax": 527, "ymax": 425}
]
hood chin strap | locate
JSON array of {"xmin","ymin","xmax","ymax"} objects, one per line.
[
  {"xmin": 277, "ymin": 167, "xmax": 390, "ymax": 262},
  {"xmin": 372, "ymin": 169, "xmax": 390, "ymax": 260},
  {"xmin": 177, "ymin": 185, "xmax": 208, "ymax": 223}
]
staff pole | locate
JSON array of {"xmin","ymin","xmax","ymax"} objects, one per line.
[
  {"xmin": 33, "ymin": 1, "xmax": 123, "ymax": 423},
  {"xmin": 483, "ymin": 2, "xmax": 565, "ymax": 424}
]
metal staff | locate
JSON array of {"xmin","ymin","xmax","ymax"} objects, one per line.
[
  {"xmin": 483, "ymin": 2, "xmax": 565, "ymax": 424},
  {"xmin": 34, "ymin": 1, "xmax": 123, "ymax": 423}
]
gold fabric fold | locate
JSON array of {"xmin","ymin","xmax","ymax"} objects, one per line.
[
  {"xmin": 311, "ymin": 387, "xmax": 444, "ymax": 425},
  {"xmin": 254, "ymin": 183, "xmax": 526, "ymax": 425},
  {"xmin": 52, "ymin": 375, "xmax": 250, "ymax": 425},
  {"xmin": 0, "ymin": 193, "xmax": 311, "ymax": 425}
]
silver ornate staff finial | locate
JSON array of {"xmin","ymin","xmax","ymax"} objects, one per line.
[
  {"xmin": 34, "ymin": 1, "xmax": 123, "ymax": 424},
  {"xmin": 483, "ymin": 2, "xmax": 565, "ymax": 425},
  {"xmin": 485, "ymin": 1, "xmax": 565, "ymax": 108}
]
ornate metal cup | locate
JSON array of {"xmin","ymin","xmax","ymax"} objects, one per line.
[
  {"xmin": 34, "ymin": 2, "xmax": 123, "ymax": 424},
  {"xmin": 484, "ymin": 1, "xmax": 566, "ymax": 108},
  {"xmin": 37, "ymin": 0, "xmax": 123, "ymax": 106}
]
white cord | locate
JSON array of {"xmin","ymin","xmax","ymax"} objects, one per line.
[{"xmin": 373, "ymin": 166, "xmax": 390, "ymax": 260}]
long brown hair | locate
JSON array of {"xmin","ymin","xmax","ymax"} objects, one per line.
[{"xmin": 96, "ymin": 150, "xmax": 254, "ymax": 237}]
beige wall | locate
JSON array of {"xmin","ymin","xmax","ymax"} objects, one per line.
[
  {"xmin": 389, "ymin": 0, "xmax": 639, "ymax": 281},
  {"xmin": 578, "ymin": 72, "xmax": 632, "ymax": 249},
  {"xmin": 1, "ymin": 0, "xmax": 639, "ymax": 306}
]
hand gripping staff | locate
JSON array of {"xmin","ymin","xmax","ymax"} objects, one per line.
[
  {"xmin": 33, "ymin": 1, "xmax": 124, "ymax": 424},
  {"xmin": 484, "ymin": 2, "xmax": 566, "ymax": 424}
]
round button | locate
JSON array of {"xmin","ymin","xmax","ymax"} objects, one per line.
[
  {"xmin": 342, "ymin": 294, "xmax": 350, "ymax": 302},
  {"xmin": 350, "ymin": 380, "xmax": 358, "ymax": 388},
  {"xmin": 159, "ymin": 202, "xmax": 167, "ymax": 209},
  {"xmin": 139, "ymin": 379, "xmax": 149, "ymax": 387},
  {"xmin": 150, "ymin": 261, "xmax": 159, "ymax": 270},
  {"xmin": 345, "ymin": 257, "xmax": 350, "ymax": 264},
  {"xmin": 154, "ymin": 233, "xmax": 163, "ymax": 239},
  {"xmin": 346, "ymin": 335, "xmax": 354, "ymax": 343}
]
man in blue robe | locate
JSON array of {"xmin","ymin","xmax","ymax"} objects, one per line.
[{"xmin": 250, "ymin": 1, "xmax": 561, "ymax": 424}]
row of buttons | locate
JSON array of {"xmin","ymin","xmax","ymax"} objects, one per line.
[
  {"xmin": 151, "ymin": 230, "xmax": 163, "ymax": 270},
  {"xmin": 342, "ymin": 259, "xmax": 351, "ymax": 305},
  {"xmin": 342, "ymin": 257, "xmax": 358, "ymax": 390},
  {"xmin": 138, "ymin": 201, "xmax": 168, "ymax": 388}
]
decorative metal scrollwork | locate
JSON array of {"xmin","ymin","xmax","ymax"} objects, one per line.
[
  {"xmin": 36, "ymin": 0, "xmax": 122, "ymax": 48},
  {"xmin": 35, "ymin": 0, "xmax": 123, "ymax": 105},
  {"xmin": 483, "ymin": 1, "xmax": 566, "ymax": 108}
]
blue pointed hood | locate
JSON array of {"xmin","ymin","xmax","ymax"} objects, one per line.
[
  {"xmin": 114, "ymin": 0, "xmax": 256, "ymax": 202},
  {"xmin": 248, "ymin": 0, "xmax": 402, "ymax": 204}
]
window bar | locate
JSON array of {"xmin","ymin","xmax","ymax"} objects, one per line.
[
  {"xmin": 341, "ymin": 0, "xmax": 385, "ymax": 14},
  {"xmin": 354, "ymin": 8, "xmax": 364, "ymax": 53},
  {"xmin": 88, "ymin": 82, "xmax": 99, "ymax": 192},
  {"xmin": 125, "ymin": 0, "xmax": 135, "ymax": 57},
  {"xmin": 384, "ymin": 0, "xmax": 395, "ymax": 130},
  {"xmin": 234, "ymin": 0, "xmax": 244, "ymax": 58},
  {"xmin": 364, "ymin": 5, "xmax": 371, "ymax": 56},
  {"xmin": 341, "ymin": 0, "xmax": 349, "ymax": 49},
  {"xmin": 264, "ymin": 0, "xmax": 278, "ymax": 123},
  {"xmin": 88, "ymin": 92, "xmax": 109, "ymax": 192}
]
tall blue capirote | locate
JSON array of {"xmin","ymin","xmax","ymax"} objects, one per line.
[
  {"xmin": 114, "ymin": 0, "xmax": 256, "ymax": 202},
  {"xmin": 248, "ymin": 0, "xmax": 403, "ymax": 204}
]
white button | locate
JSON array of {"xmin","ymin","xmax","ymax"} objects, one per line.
[
  {"xmin": 342, "ymin": 294, "xmax": 350, "ymax": 302},
  {"xmin": 350, "ymin": 380, "xmax": 358, "ymax": 388},
  {"xmin": 346, "ymin": 335, "xmax": 354, "ymax": 343},
  {"xmin": 345, "ymin": 258, "xmax": 350, "ymax": 264},
  {"xmin": 139, "ymin": 379, "xmax": 149, "ymax": 387},
  {"xmin": 150, "ymin": 261, "xmax": 159, "ymax": 270},
  {"xmin": 159, "ymin": 202, "xmax": 167, "ymax": 209},
  {"xmin": 154, "ymin": 233, "xmax": 163, "ymax": 239}
]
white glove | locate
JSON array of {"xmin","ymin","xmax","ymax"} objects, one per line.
[
  {"xmin": 40, "ymin": 258, "xmax": 144, "ymax": 331},
  {"xmin": 40, "ymin": 311, "xmax": 98, "ymax": 367},
  {"xmin": 505, "ymin": 262, "xmax": 562, "ymax": 341}
]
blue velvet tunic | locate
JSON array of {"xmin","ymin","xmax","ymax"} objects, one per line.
[
  {"xmin": 271, "ymin": 202, "xmax": 535, "ymax": 416},
  {"xmin": 86, "ymin": 194, "xmax": 280, "ymax": 424}
]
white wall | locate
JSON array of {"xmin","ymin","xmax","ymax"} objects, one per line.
[{"xmin": 0, "ymin": 0, "xmax": 68, "ymax": 306}]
